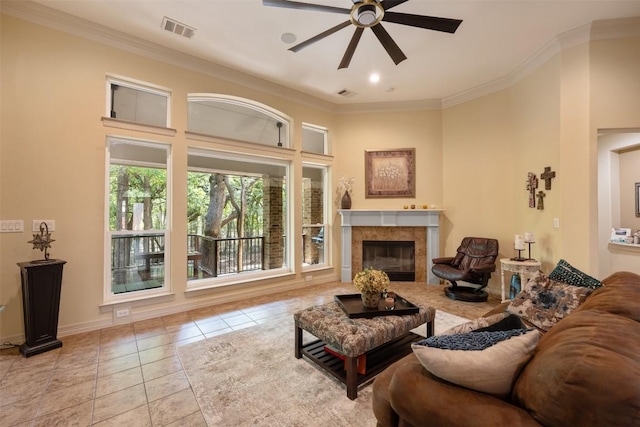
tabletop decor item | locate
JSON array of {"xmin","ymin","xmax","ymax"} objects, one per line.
[
  {"xmin": 337, "ymin": 176, "xmax": 354, "ymax": 209},
  {"xmin": 27, "ymin": 221, "xmax": 55, "ymax": 261},
  {"xmin": 353, "ymin": 267, "xmax": 390, "ymax": 308}
]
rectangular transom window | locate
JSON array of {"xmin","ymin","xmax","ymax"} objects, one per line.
[{"xmin": 107, "ymin": 76, "xmax": 170, "ymax": 128}]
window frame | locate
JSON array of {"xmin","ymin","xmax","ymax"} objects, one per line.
[
  {"xmin": 186, "ymin": 146, "xmax": 294, "ymax": 290},
  {"xmin": 302, "ymin": 123, "xmax": 329, "ymax": 155},
  {"xmin": 187, "ymin": 93, "xmax": 291, "ymax": 148},
  {"xmin": 301, "ymin": 162, "xmax": 331, "ymax": 272},
  {"xmin": 103, "ymin": 136, "xmax": 172, "ymax": 304},
  {"xmin": 105, "ymin": 75, "xmax": 172, "ymax": 128}
]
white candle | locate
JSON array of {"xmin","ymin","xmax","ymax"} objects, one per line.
[
  {"xmin": 524, "ymin": 232, "xmax": 535, "ymax": 243},
  {"xmin": 515, "ymin": 235, "xmax": 526, "ymax": 250}
]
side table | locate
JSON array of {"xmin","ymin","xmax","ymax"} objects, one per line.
[{"xmin": 500, "ymin": 258, "xmax": 541, "ymax": 302}]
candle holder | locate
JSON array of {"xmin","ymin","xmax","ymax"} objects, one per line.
[
  {"xmin": 526, "ymin": 241, "xmax": 536, "ymax": 261},
  {"xmin": 511, "ymin": 248, "xmax": 526, "ymax": 262}
]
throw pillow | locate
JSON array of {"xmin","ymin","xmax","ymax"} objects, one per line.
[
  {"xmin": 412, "ymin": 328, "xmax": 540, "ymax": 398},
  {"xmin": 506, "ymin": 271, "xmax": 594, "ymax": 331},
  {"xmin": 548, "ymin": 259, "xmax": 603, "ymax": 289}
]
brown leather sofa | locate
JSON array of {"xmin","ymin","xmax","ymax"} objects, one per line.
[{"xmin": 372, "ymin": 271, "xmax": 640, "ymax": 427}]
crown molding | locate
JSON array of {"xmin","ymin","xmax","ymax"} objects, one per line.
[
  {"xmin": 334, "ymin": 98, "xmax": 442, "ymax": 114},
  {"xmin": 442, "ymin": 17, "xmax": 640, "ymax": 109},
  {"xmin": 2, "ymin": 2, "xmax": 639, "ymax": 115}
]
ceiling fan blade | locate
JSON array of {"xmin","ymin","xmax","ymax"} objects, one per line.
[
  {"xmin": 289, "ymin": 21, "xmax": 351, "ymax": 52},
  {"xmin": 383, "ymin": 12, "xmax": 462, "ymax": 33},
  {"xmin": 262, "ymin": 0, "xmax": 350, "ymax": 15},
  {"xmin": 381, "ymin": 0, "xmax": 410, "ymax": 10},
  {"xmin": 371, "ymin": 23, "xmax": 407, "ymax": 65},
  {"xmin": 338, "ymin": 27, "xmax": 364, "ymax": 70}
]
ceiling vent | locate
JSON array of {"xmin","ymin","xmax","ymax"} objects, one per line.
[
  {"xmin": 337, "ymin": 89, "xmax": 357, "ymax": 98},
  {"xmin": 161, "ymin": 17, "xmax": 196, "ymax": 39}
]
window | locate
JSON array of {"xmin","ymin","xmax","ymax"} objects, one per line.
[
  {"xmin": 302, "ymin": 124, "xmax": 328, "ymax": 155},
  {"xmin": 302, "ymin": 164, "xmax": 328, "ymax": 267},
  {"xmin": 188, "ymin": 94, "xmax": 290, "ymax": 148},
  {"xmin": 187, "ymin": 147, "xmax": 291, "ymax": 286},
  {"xmin": 106, "ymin": 76, "xmax": 170, "ymax": 128},
  {"xmin": 105, "ymin": 137, "xmax": 171, "ymax": 301}
]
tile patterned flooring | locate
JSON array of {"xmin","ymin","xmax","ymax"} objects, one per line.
[{"xmin": 0, "ymin": 281, "xmax": 499, "ymax": 426}]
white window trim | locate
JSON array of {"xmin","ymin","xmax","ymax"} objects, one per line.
[
  {"xmin": 103, "ymin": 136, "xmax": 172, "ymax": 305},
  {"xmin": 186, "ymin": 146, "xmax": 294, "ymax": 290}
]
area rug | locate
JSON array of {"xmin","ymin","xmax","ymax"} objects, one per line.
[{"xmin": 177, "ymin": 310, "xmax": 468, "ymax": 427}]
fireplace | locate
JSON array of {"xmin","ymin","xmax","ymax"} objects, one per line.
[
  {"xmin": 339, "ymin": 209, "xmax": 443, "ymax": 283},
  {"xmin": 362, "ymin": 240, "xmax": 415, "ymax": 281}
]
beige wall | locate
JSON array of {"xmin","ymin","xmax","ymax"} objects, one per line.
[
  {"xmin": 441, "ymin": 90, "xmax": 515, "ymax": 295},
  {"xmin": 2, "ymin": 13, "xmax": 640, "ymax": 341}
]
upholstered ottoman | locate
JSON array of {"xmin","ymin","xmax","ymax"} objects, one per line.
[{"xmin": 294, "ymin": 300, "xmax": 435, "ymax": 399}]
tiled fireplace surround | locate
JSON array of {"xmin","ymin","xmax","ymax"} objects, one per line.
[{"xmin": 339, "ymin": 210, "xmax": 443, "ymax": 284}]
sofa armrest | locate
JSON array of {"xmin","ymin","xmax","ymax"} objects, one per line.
[
  {"xmin": 432, "ymin": 257, "xmax": 455, "ymax": 265},
  {"xmin": 387, "ymin": 355, "xmax": 541, "ymax": 427}
]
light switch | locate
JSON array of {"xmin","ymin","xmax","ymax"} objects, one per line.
[{"xmin": 0, "ymin": 220, "xmax": 23, "ymax": 232}]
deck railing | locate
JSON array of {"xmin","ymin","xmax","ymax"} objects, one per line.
[{"xmin": 111, "ymin": 233, "xmax": 265, "ymax": 283}]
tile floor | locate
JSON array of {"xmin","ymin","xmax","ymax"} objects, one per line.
[{"xmin": 0, "ymin": 281, "xmax": 500, "ymax": 426}]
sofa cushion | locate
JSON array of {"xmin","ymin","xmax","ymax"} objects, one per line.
[
  {"xmin": 506, "ymin": 271, "xmax": 593, "ymax": 331},
  {"xmin": 513, "ymin": 310, "xmax": 640, "ymax": 426},
  {"xmin": 411, "ymin": 315, "xmax": 540, "ymax": 398},
  {"xmin": 548, "ymin": 259, "xmax": 603, "ymax": 289}
]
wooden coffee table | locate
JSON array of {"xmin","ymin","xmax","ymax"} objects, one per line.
[{"xmin": 294, "ymin": 300, "xmax": 435, "ymax": 399}]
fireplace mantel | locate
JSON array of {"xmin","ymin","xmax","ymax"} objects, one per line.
[{"xmin": 338, "ymin": 209, "xmax": 443, "ymax": 283}]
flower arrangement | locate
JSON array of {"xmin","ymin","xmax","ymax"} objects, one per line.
[
  {"xmin": 353, "ymin": 267, "xmax": 390, "ymax": 294},
  {"xmin": 337, "ymin": 176, "xmax": 355, "ymax": 195}
]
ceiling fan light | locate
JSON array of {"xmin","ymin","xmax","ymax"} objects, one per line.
[{"xmin": 357, "ymin": 5, "xmax": 377, "ymax": 26}]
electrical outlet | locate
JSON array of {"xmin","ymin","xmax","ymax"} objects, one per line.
[
  {"xmin": 115, "ymin": 308, "xmax": 130, "ymax": 318},
  {"xmin": 305, "ymin": 275, "xmax": 313, "ymax": 282},
  {"xmin": 33, "ymin": 220, "xmax": 55, "ymax": 232},
  {"xmin": 0, "ymin": 220, "xmax": 23, "ymax": 232},
  {"xmin": 553, "ymin": 218, "xmax": 560, "ymax": 228}
]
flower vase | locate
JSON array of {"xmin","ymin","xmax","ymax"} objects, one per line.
[
  {"xmin": 341, "ymin": 191, "xmax": 352, "ymax": 209},
  {"xmin": 361, "ymin": 291, "xmax": 381, "ymax": 309}
]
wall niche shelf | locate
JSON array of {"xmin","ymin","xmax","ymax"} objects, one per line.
[{"xmin": 608, "ymin": 241, "xmax": 640, "ymax": 250}]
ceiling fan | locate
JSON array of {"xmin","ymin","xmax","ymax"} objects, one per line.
[{"xmin": 263, "ymin": 0, "xmax": 462, "ymax": 69}]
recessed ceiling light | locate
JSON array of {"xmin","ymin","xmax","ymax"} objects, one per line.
[
  {"xmin": 281, "ymin": 33, "xmax": 297, "ymax": 44},
  {"xmin": 369, "ymin": 73, "xmax": 380, "ymax": 83}
]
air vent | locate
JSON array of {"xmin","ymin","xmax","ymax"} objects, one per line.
[
  {"xmin": 337, "ymin": 89, "xmax": 357, "ymax": 98},
  {"xmin": 161, "ymin": 17, "xmax": 196, "ymax": 39}
]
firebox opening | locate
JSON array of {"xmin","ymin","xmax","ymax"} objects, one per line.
[{"xmin": 362, "ymin": 240, "xmax": 415, "ymax": 281}]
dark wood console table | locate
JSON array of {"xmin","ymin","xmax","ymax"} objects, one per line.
[{"xmin": 18, "ymin": 259, "xmax": 66, "ymax": 357}]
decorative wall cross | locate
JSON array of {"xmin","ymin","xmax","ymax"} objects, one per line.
[
  {"xmin": 526, "ymin": 173, "xmax": 538, "ymax": 208},
  {"xmin": 540, "ymin": 167, "xmax": 556, "ymax": 190},
  {"xmin": 537, "ymin": 191, "xmax": 546, "ymax": 210}
]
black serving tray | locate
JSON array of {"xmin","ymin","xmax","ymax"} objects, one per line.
[{"xmin": 334, "ymin": 293, "xmax": 420, "ymax": 319}]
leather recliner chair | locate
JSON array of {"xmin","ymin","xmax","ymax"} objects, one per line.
[{"xmin": 432, "ymin": 237, "xmax": 498, "ymax": 302}]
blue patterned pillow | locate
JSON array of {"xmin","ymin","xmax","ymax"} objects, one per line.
[
  {"xmin": 549, "ymin": 259, "xmax": 603, "ymax": 289},
  {"xmin": 415, "ymin": 328, "xmax": 528, "ymax": 351}
]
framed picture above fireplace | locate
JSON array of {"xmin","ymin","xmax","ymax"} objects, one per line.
[{"xmin": 365, "ymin": 148, "xmax": 415, "ymax": 198}]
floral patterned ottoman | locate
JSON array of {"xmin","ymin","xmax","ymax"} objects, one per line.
[{"xmin": 294, "ymin": 301, "xmax": 435, "ymax": 399}]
